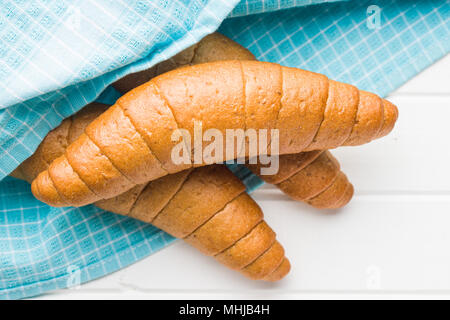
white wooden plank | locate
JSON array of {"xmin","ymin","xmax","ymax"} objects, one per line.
[
  {"xmin": 42, "ymin": 194, "xmax": 450, "ymax": 299},
  {"xmin": 394, "ymin": 54, "xmax": 450, "ymax": 94}
]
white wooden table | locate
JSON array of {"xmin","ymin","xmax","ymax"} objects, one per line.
[{"xmin": 36, "ymin": 54, "xmax": 450, "ymax": 300}]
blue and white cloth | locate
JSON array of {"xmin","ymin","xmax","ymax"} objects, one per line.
[{"xmin": 0, "ymin": 0, "xmax": 449, "ymax": 299}]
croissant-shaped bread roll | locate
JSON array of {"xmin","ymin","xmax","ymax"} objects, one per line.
[{"xmin": 32, "ymin": 60, "xmax": 398, "ymax": 207}]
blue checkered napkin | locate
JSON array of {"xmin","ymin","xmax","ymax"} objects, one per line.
[
  {"xmin": 221, "ymin": 0, "xmax": 450, "ymax": 98},
  {"xmin": 229, "ymin": 0, "xmax": 349, "ymax": 17},
  {"xmin": 0, "ymin": 0, "xmax": 449, "ymax": 299},
  {"xmin": 0, "ymin": 176, "xmax": 174, "ymax": 300},
  {"xmin": 0, "ymin": 0, "xmax": 241, "ymax": 179}
]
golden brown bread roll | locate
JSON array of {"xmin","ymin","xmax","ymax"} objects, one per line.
[{"xmin": 32, "ymin": 60, "xmax": 398, "ymax": 207}]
